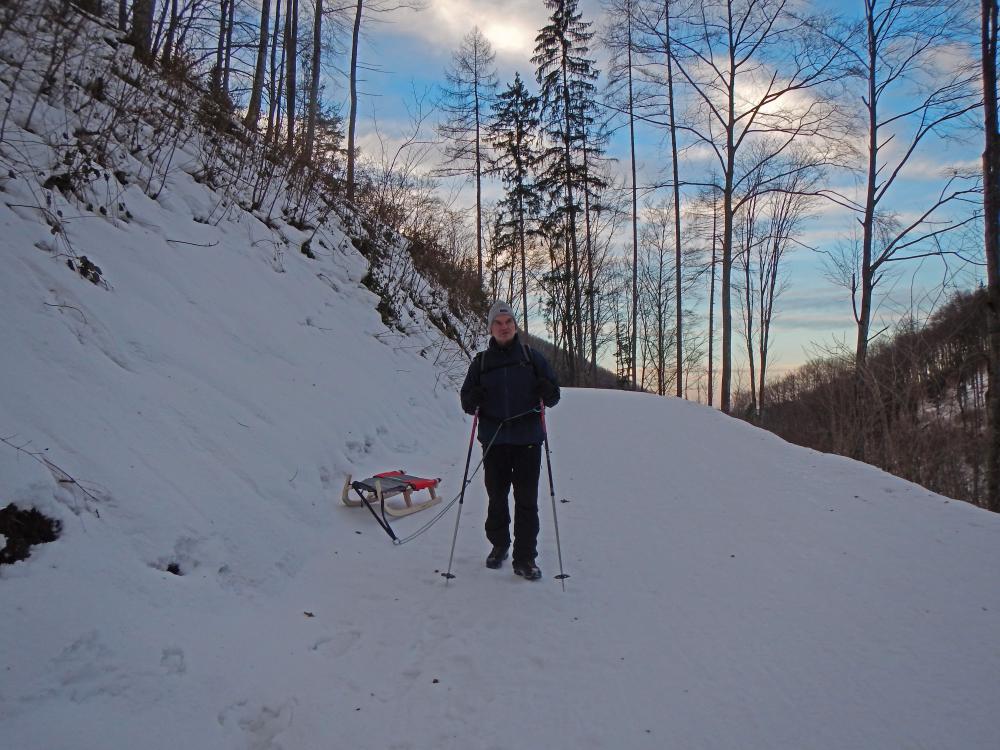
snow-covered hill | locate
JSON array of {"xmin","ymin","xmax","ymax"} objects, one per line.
[{"xmin": 3, "ymin": 4, "xmax": 1000, "ymax": 750}]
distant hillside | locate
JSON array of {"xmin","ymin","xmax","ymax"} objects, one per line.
[{"xmin": 735, "ymin": 288, "xmax": 990, "ymax": 508}]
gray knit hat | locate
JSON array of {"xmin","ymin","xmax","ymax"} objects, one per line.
[{"xmin": 487, "ymin": 301, "xmax": 517, "ymax": 331}]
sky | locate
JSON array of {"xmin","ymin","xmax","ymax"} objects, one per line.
[
  {"xmin": 341, "ymin": 0, "xmax": 985, "ymax": 384},
  {"xmin": 3, "ymin": 13, "xmax": 1000, "ymax": 742}
]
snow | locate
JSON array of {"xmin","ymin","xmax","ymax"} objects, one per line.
[
  {"xmin": 3, "ymin": 224, "xmax": 1000, "ymax": 750},
  {"xmin": 2, "ymin": 10, "xmax": 1000, "ymax": 750}
]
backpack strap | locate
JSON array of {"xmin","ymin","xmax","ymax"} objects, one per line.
[
  {"xmin": 478, "ymin": 343, "xmax": 538, "ymax": 379},
  {"xmin": 521, "ymin": 341, "xmax": 539, "ymax": 378}
]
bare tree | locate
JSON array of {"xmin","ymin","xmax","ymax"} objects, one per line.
[
  {"xmin": 638, "ymin": 200, "xmax": 678, "ymax": 394},
  {"xmin": 130, "ymin": 0, "xmax": 155, "ymax": 61},
  {"xmin": 837, "ymin": 0, "xmax": 980, "ymax": 378},
  {"xmin": 245, "ymin": 0, "xmax": 272, "ymax": 128},
  {"xmin": 303, "ymin": 0, "xmax": 352, "ymax": 162},
  {"xmin": 670, "ymin": 0, "xmax": 849, "ymax": 413},
  {"xmin": 603, "ymin": 0, "xmax": 642, "ymax": 389},
  {"xmin": 735, "ymin": 143, "xmax": 820, "ymax": 420},
  {"xmin": 345, "ymin": 0, "xmax": 424, "ymax": 201},
  {"xmin": 982, "ymin": 0, "xmax": 1000, "ymax": 513},
  {"xmin": 632, "ymin": 0, "xmax": 689, "ymax": 396},
  {"xmin": 284, "ymin": 0, "xmax": 299, "ymax": 149},
  {"xmin": 437, "ymin": 27, "xmax": 498, "ymax": 288}
]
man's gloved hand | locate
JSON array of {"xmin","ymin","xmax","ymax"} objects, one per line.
[{"xmin": 534, "ymin": 378, "xmax": 557, "ymax": 402}]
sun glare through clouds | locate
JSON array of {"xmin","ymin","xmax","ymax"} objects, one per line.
[{"xmin": 482, "ymin": 20, "xmax": 534, "ymax": 56}]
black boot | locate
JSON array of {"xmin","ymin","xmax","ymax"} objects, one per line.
[
  {"xmin": 512, "ymin": 560, "xmax": 542, "ymax": 580},
  {"xmin": 486, "ymin": 544, "xmax": 509, "ymax": 569}
]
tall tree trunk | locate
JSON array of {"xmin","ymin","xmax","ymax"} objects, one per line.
[
  {"xmin": 212, "ymin": 0, "xmax": 228, "ymax": 97},
  {"xmin": 721, "ymin": 152, "xmax": 734, "ymax": 414},
  {"xmin": 245, "ymin": 0, "xmax": 272, "ymax": 129},
  {"xmin": 153, "ymin": 0, "xmax": 169, "ymax": 61},
  {"xmin": 475, "ymin": 79, "xmax": 484, "ymax": 288},
  {"xmin": 627, "ymin": 4, "xmax": 640, "ymax": 391},
  {"xmin": 742, "ymin": 237, "xmax": 757, "ymax": 418},
  {"xmin": 982, "ymin": 0, "xmax": 1000, "ymax": 512},
  {"xmin": 854, "ymin": 6, "xmax": 880, "ymax": 457},
  {"xmin": 665, "ymin": 0, "xmax": 682, "ymax": 398},
  {"xmin": 160, "ymin": 0, "xmax": 178, "ymax": 67},
  {"xmin": 305, "ymin": 0, "xmax": 323, "ymax": 161},
  {"xmin": 267, "ymin": 0, "xmax": 283, "ymax": 143},
  {"xmin": 346, "ymin": 0, "xmax": 363, "ymax": 202},
  {"xmin": 720, "ymin": 32, "xmax": 736, "ymax": 414},
  {"xmin": 223, "ymin": 0, "xmax": 235, "ymax": 95},
  {"xmin": 130, "ymin": 0, "xmax": 154, "ymax": 61},
  {"xmin": 757, "ymin": 243, "xmax": 778, "ymax": 423},
  {"xmin": 708, "ymin": 198, "xmax": 717, "ymax": 406},
  {"xmin": 285, "ymin": 0, "xmax": 299, "ymax": 150},
  {"xmin": 560, "ymin": 56, "xmax": 581, "ymax": 385},
  {"xmin": 581, "ymin": 124, "xmax": 596, "ymax": 384}
]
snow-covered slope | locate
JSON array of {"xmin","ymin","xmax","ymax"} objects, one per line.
[{"xmin": 3, "ymin": 240, "xmax": 999, "ymax": 750}]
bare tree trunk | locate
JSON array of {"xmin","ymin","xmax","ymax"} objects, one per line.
[
  {"xmin": 581, "ymin": 127, "xmax": 596, "ymax": 384},
  {"xmin": 474, "ymin": 84, "xmax": 484, "ymax": 288},
  {"xmin": 983, "ymin": 0, "xmax": 1000, "ymax": 513},
  {"xmin": 665, "ymin": 0, "xmax": 682, "ymax": 398},
  {"xmin": 223, "ymin": 0, "xmax": 235, "ymax": 95},
  {"xmin": 267, "ymin": 0, "xmax": 283, "ymax": 143},
  {"xmin": 245, "ymin": 0, "xmax": 272, "ymax": 129},
  {"xmin": 741, "ymin": 233, "xmax": 757, "ymax": 418},
  {"xmin": 160, "ymin": 0, "xmax": 178, "ymax": 67},
  {"xmin": 285, "ymin": 0, "xmax": 299, "ymax": 150},
  {"xmin": 346, "ymin": 0, "xmax": 363, "ymax": 202},
  {"xmin": 627, "ymin": 4, "xmax": 640, "ymax": 391},
  {"xmin": 130, "ymin": 0, "xmax": 154, "ymax": 61},
  {"xmin": 211, "ymin": 0, "xmax": 228, "ymax": 97},
  {"xmin": 519, "ymin": 195, "xmax": 528, "ymax": 336},
  {"xmin": 721, "ymin": 144, "xmax": 734, "ymax": 413},
  {"xmin": 560, "ymin": 57, "xmax": 581, "ymax": 386},
  {"xmin": 708, "ymin": 196, "xmax": 717, "ymax": 406},
  {"xmin": 305, "ymin": 0, "xmax": 323, "ymax": 161},
  {"xmin": 853, "ymin": 7, "xmax": 880, "ymax": 457},
  {"xmin": 153, "ymin": 0, "xmax": 169, "ymax": 60}
]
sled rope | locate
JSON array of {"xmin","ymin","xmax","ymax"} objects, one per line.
[{"xmin": 383, "ymin": 407, "xmax": 541, "ymax": 546}]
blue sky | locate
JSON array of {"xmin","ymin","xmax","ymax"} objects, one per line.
[{"xmin": 337, "ymin": 0, "xmax": 984, "ymax": 384}]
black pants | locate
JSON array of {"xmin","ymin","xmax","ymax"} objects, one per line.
[{"xmin": 483, "ymin": 443, "xmax": 542, "ymax": 564}]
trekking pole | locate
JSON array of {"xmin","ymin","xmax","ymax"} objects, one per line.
[
  {"xmin": 443, "ymin": 409, "xmax": 479, "ymax": 583},
  {"xmin": 540, "ymin": 402, "xmax": 568, "ymax": 591}
]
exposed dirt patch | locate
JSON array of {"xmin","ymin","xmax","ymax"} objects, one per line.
[{"xmin": 0, "ymin": 504, "xmax": 62, "ymax": 565}]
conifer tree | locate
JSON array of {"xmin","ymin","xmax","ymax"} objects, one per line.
[
  {"xmin": 488, "ymin": 72, "xmax": 541, "ymax": 333},
  {"xmin": 532, "ymin": 0, "xmax": 600, "ymax": 383}
]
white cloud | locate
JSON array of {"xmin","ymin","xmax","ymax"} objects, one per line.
[{"xmin": 389, "ymin": 0, "xmax": 548, "ymax": 66}]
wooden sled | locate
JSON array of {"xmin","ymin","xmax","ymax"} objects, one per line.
[{"xmin": 341, "ymin": 471, "xmax": 441, "ymax": 518}]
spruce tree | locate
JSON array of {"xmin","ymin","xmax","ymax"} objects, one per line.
[
  {"xmin": 532, "ymin": 0, "xmax": 600, "ymax": 383},
  {"xmin": 488, "ymin": 73, "xmax": 541, "ymax": 334}
]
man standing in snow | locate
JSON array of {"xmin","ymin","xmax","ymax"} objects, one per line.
[{"xmin": 460, "ymin": 302, "xmax": 560, "ymax": 580}]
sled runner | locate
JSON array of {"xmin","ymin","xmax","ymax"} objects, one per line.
[{"xmin": 341, "ymin": 471, "xmax": 442, "ymax": 518}]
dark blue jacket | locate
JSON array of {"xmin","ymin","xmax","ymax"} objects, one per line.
[{"xmin": 460, "ymin": 334, "xmax": 560, "ymax": 446}]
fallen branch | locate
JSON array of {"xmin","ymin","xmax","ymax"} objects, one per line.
[
  {"xmin": 0, "ymin": 434, "xmax": 102, "ymax": 517},
  {"xmin": 166, "ymin": 238, "xmax": 220, "ymax": 247}
]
